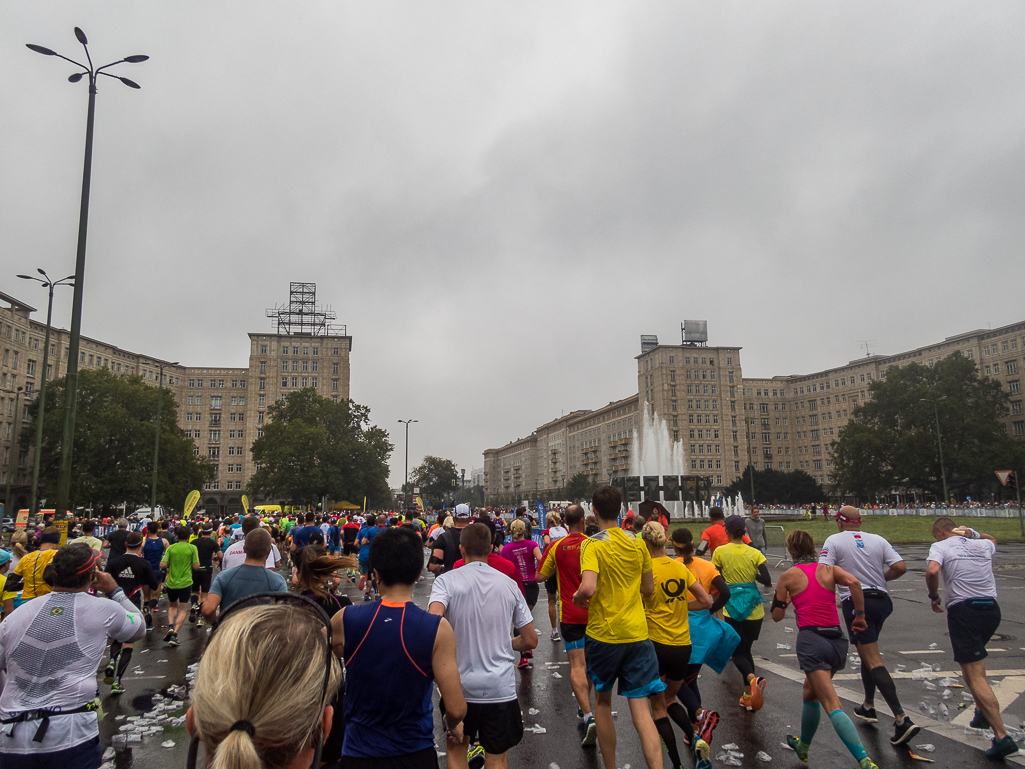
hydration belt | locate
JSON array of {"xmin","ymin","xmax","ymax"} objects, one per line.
[{"xmin": 2, "ymin": 700, "xmax": 99, "ymax": 742}]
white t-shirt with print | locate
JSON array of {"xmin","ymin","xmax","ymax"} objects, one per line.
[
  {"xmin": 819, "ymin": 530, "xmax": 902, "ymax": 600},
  {"xmin": 927, "ymin": 536, "xmax": 997, "ymax": 608}
]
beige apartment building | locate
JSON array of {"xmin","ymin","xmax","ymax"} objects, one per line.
[
  {"xmin": 483, "ymin": 319, "xmax": 1025, "ymax": 500},
  {"xmin": 1, "ymin": 284, "xmax": 351, "ymax": 517}
]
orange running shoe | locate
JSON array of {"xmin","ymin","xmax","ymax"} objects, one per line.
[{"xmin": 749, "ymin": 677, "xmax": 767, "ymax": 711}]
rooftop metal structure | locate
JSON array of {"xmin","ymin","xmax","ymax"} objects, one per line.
[{"xmin": 265, "ymin": 282, "xmax": 345, "ymax": 337}]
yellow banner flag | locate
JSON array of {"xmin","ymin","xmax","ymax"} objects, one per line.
[
  {"xmin": 241, "ymin": 494, "xmax": 250, "ymax": 514},
  {"xmin": 184, "ymin": 490, "xmax": 201, "ymax": 518}
]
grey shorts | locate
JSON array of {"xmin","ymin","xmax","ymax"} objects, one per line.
[{"xmin": 796, "ymin": 626, "xmax": 848, "ymax": 674}]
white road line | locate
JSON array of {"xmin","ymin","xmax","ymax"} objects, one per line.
[
  {"xmin": 757, "ymin": 659, "xmax": 1025, "ymax": 766},
  {"xmin": 899, "ymin": 650, "xmax": 946, "ymax": 655}
]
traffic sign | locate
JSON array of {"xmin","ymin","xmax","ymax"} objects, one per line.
[{"xmin": 996, "ymin": 470, "xmax": 1012, "ymax": 486}]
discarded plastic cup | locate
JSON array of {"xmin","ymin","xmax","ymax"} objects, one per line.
[
  {"xmin": 962, "ymin": 691, "xmax": 974, "ymax": 702},
  {"xmin": 895, "ymin": 664, "xmax": 907, "ymax": 673},
  {"xmin": 722, "ymin": 744, "xmax": 740, "ymax": 750},
  {"xmin": 933, "ymin": 663, "xmax": 942, "ymax": 671},
  {"xmin": 756, "ymin": 751, "xmax": 773, "ymax": 762},
  {"xmin": 784, "ymin": 627, "xmax": 794, "ymax": 633},
  {"xmin": 915, "ymin": 744, "xmax": 936, "ymax": 752},
  {"xmin": 923, "ymin": 681, "xmax": 937, "ymax": 691},
  {"xmin": 941, "ymin": 689, "xmax": 953, "ymax": 700},
  {"xmin": 776, "ymin": 643, "xmax": 791, "ymax": 650},
  {"xmin": 928, "ymin": 643, "xmax": 938, "ymax": 649}
]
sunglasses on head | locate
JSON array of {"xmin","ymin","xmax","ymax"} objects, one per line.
[{"xmin": 187, "ymin": 592, "xmax": 334, "ymax": 769}]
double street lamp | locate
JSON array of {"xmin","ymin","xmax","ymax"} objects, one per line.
[
  {"xmin": 27, "ymin": 28, "xmax": 148, "ymax": 516},
  {"xmin": 398, "ymin": 419, "xmax": 417, "ymax": 510},
  {"xmin": 16, "ymin": 270, "xmax": 75, "ymax": 517},
  {"xmin": 152, "ymin": 361, "xmax": 179, "ymax": 514},
  {"xmin": 920, "ymin": 395, "xmax": 949, "ymax": 503}
]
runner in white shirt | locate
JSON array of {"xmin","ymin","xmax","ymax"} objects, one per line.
[
  {"xmin": 926, "ymin": 518, "xmax": 1018, "ymax": 761},
  {"xmin": 819, "ymin": 505, "xmax": 918, "ymax": 746},
  {"xmin": 0, "ymin": 543, "xmax": 145, "ymax": 767},
  {"xmin": 429, "ymin": 523, "xmax": 537, "ymax": 767},
  {"xmin": 221, "ymin": 517, "xmax": 281, "ymax": 570}
]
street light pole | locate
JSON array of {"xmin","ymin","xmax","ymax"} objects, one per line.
[
  {"xmin": 3, "ymin": 388, "xmax": 25, "ymax": 518},
  {"xmin": 921, "ymin": 396, "xmax": 949, "ymax": 503},
  {"xmin": 398, "ymin": 419, "xmax": 417, "ymax": 509},
  {"xmin": 27, "ymin": 28, "xmax": 148, "ymax": 518},
  {"xmin": 151, "ymin": 361, "xmax": 179, "ymax": 514},
  {"xmin": 17, "ymin": 271, "xmax": 75, "ymax": 518}
]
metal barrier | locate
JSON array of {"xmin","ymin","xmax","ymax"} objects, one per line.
[{"xmin": 764, "ymin": 525, "xmax": 792, "ymax": 569}]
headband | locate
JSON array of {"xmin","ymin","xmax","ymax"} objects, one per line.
[
  {"xmin": 40, "ymin": 532, "xmax": 62, "ymax": 545},
  {"xmin": 75, "ymin": 550, "xmax": 102, "ymax": 574},
  {"xmin": 834, "ymin": 510, "xmax": 861, "ymax": 524}
]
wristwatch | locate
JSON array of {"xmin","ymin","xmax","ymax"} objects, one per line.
[
  {"xmin": 928, "ymin": 594, "xmax": 940, "ymax": 602},
  {"xmin": 108, "ymin": 587, "xmax": 125, "ymax": 600}
]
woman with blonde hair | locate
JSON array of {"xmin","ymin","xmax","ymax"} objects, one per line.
[
  {"xmin": 641, "ymin": 521, "xmax": 713, "ymax": 769},
  {"xmin": 8, "ymin": 531, "xmax": 28, "ymax": 573},
  {"xmin": 187, "ymin": 600, "xmax": 342, "ymax": 769}
]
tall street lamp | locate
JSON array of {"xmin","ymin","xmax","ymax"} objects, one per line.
[
  {"xmin": 3, "ymin": 388, "xmax": 25, "ymax": 518},
  {"xmin": 151, "ymin": 361, "xmax": 179, "ymax": 514},
  {"xmin": 27, "ymin": 28, "xmax": 148, "ymax": 517},
  {"xmin": 920, "ymin": 396, "xmax": 949, "ymax": 503},
  {"xmin": 17, "ymin": 270, "xmax": 75, "ymax": 517},
  {"xmin": 398, "ymin": 419, "xmax": 417, "ymax": 509}
]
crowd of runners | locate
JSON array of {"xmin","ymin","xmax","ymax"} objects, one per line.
[{"xmin": 0, "ymin": 491, "xmax": 1018, "ymax": 768}]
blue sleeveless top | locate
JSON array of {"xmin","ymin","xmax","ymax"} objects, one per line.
[
  {"xmin": 143, "ymin": 537, "xmax": 164, "ymax": 571},
  {"xmin": 342, "ymin": 600, "xmax": 441, "ymax": 758}
]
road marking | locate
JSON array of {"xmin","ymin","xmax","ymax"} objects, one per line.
[
  {"xmin": 758, "ymin": 660, "xmax": 1025, "ymax": 765},
  {"xmin": 899, "ymin": 650, "xmax": 946, "ymax": 655},
  {"xmin": 951, "ymin": 676, "xmax": 1025, "ymax": 727}
]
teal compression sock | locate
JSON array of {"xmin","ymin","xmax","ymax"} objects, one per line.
[
  {"xmin": 800, "ymin": 700, "xmax": 820, "ymax": 745},
  {"xmin": 829, "ymin": 709, "xmax": 868, "ymax": 763}
]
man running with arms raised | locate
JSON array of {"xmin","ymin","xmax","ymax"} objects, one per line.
[
  {"xmin": 927, "ymin": 518, "xmax": 1018, "ymax": 760},
  {"xmin": 537, "ymin": 504, "xmax": 594, "ymax": 744},
  {"xmin": 573, "ymin": 486, "xmax": 665, "ymax": 769},
  {"xmin": 819, "ymin": 505, "xmax": 919, "ymax": 746}
]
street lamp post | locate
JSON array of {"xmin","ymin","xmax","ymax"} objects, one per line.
[
  {"xmin": 27, "ymin": 28, "xmax": 148, "ymax": 518},
  {"xmin": 3, "ymin": 388, "xmax": 25, "ymax": 518},
  {"xmin": 398, "ymin": 419, "xmax": 417, "ymax": 510},
  {"xmin": 151, "ymin": 361, "xmax": 179, "ymax": 515},
  {"xmin": 920, "ymin": 396, "xmax": 949, "ymax": 503},
  {"xmin": 17, "ymin": 271, "xmax": 75, "ymax": 518}
]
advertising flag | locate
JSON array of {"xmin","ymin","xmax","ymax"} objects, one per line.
[
  {"xmin": 241, "ymin": 494, "xmax": 250, "ymax": 514},
  {"xmin": 184, "ymin": 490, "xmax": 201, "ymax": 518}
]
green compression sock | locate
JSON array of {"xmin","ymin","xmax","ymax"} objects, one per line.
[
  {"xmin": 800, "ymin": 700, "xmax": 820, "ymax": 745},
  {"xmin": 828, "ymin": 708, "xmax": 868, "ymax": 763}
]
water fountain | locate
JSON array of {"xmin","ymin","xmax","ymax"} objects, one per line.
[{"xmin": 629, "ymin": 403, "xmax": 688, "ymax": 518}]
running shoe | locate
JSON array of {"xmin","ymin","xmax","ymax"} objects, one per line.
[
  {"xmin": 577, "ymin": 707, "xmax": 584, "ymax": 719},
  {"xmin": 986, "ymin": 735, "xmax": 1019, "ymax": 760},
  {"xmin": 970, "ymin": 708, "xmax": 991, "ymax": 730},
  {"xmin": 694, "ymin": 738, "xmax": 710, "ymax": 766},
  {"xmin": 582, "ymin": 715, "xmax": 597, "ymax": 746},
  {"xmin": 467, "ymin": 744, "xmax": 485, "ymax": 769},
  {"xmin": 103, "ymin": 658, "xmax": 116, "ymax": 685},
  {"xmin": 785, "ymin": 734, "xmax": 809, "ymax": 762},
  {"xmin": 749, "ymin": 677, "xmax": 767, "ymax": 711},
  {"xmin": 163, "ymin": 629, "xmax": 174, "ymax": 643},
  {"xmin": 363, "ymin": 593, "xmax": 372, "ymax": 602},
  {"xmin": 188, "ymin": 604, "xmax": 198, "ymax": 624},
  {"xmin": 168, "ymin": 633, "xmax": 180, "ymax": 647},
  {"xmin": 144, "ymin": 610, "xmax": 154, "ymax": 631},
  {"xmin": 110, "ymin": 681, "xmax": 125, "ymax": 695},
  {"xmin": 857, "ymin": 759, "xmax": 879, "ymax": 769},
  {"xmin": 551, "ymin": 629, "xmax": 561, "ymax": 642},
  {"xmin": 739, "ymin": 693, "xmax": 753, "ymax": 711},
  {"xmin": 197, "ymin": 617, "xmax": 205, "ymax": 627},
  {"xmin": 853, "ymin": 704, "xmax": 878, "ymax": 723},
  {"xmin": 517, "ymin": 655, "xmax": 530, "ymax": 669},
  {"xmin": 525, "ymin": 648, "xmax": 533, "ymax": 659},
  {"xmin": 697, "ymin": 709, "xmax": 720, "ymax": 745},
  {"xmin": 889, "ymin": 716, "xmax": 920, "ymax": 746}
]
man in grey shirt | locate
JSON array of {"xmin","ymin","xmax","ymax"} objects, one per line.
[
  {"xmin": 201, "ymin": 529, "xmax": 287, "ymax": 622},
  {"xmin": 745, "ymin": 507, "xmax": 766, "ymax": 554}
]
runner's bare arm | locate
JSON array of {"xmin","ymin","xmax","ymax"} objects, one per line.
[
  {"xmin": 330, "ymin": 607, "xmax": 345, "ymax": 656},
  {"xmin": 925, "ymin": 560, "xmax": 943, "ymax": 613},
  {"xmin": 883, "ymin": 560, "xmax": 906, "ymax": 581},
  {"xmin": 573, "ymin": 570, "xmax": 597, "ymax": 608},
  {"xmin": 687, "ymin": 579, "xmax": 712, "ymax": 612},
  {"xmin": 511, "ymin": 621, "xmax": 537, "ymax": 652},
  {"xmin": 428, "ymin": 600, "xmax": 446, "ymax": 616},
  {"xmin": 201, "ymin": 593, "xmax": 221, "ymax": 624},
  {"xmin": 770, "ymin": 569, "xmax": 793, "ymax": 622},
  {"xmin": 432, "ymin": 618, "xmax": 466, "ymax": 736},
  {"xmin": 640, "ymin": 568, "xmax": 654, "ymax": 598},
  {"xmin": 832, "ymin": 565, "xmax": 868, "ymax": 632}
]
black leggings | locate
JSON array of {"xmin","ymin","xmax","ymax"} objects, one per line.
[
  {"xmin": 725, "ymin": 616, "xmax": 763, "ymax": 684},
  {"xmin": 678, "ymin": 663, "xmax": 703, "ymax": 717}
]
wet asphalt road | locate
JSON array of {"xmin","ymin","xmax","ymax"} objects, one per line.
[{"xmin": 97, "ymin": 544, "xmax": 1025, "ymax": 768}]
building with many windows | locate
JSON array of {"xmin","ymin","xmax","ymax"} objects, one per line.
[
  {"xmin": 0, "ymin": 284, "xmax": 351, "ymax": 517},
  {"xmin": 482, "ymin": 319, "xmax": 1025, "ymax": 501}
]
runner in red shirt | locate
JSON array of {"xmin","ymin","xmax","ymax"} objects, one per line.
[
  {"xmin": 697, "ymin": 507, "xmax": 751, "ymax": 557},
  {"xmin": 537, "ymin": 504, "xmax": 595, "ymax": 744}
]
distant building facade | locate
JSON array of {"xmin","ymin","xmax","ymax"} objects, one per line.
[
  {"xmin": 0, "ymin": 284, "xmax": 351, "ymax": 517},
  {"xmin": 482, "ymin": 320, "xmax": 1025, "ymax": 500}
]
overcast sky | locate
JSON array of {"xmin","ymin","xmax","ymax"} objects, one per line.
[{"xmin": 2, "ymin": 2, "xmax": 1024, "ymax": 486}]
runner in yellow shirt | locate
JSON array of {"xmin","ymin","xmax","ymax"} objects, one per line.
[
  {"xmin": 642, "ymin": 521, "xmax": 712, "ymax": 769},
  {"xmin": 15, "ymin": 527, "xmax": 62, "ymax": 600}
]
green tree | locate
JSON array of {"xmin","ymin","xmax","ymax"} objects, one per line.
[
  {"xmin": 725, "ymin": 466, "xmax": 826, "ymax": 506},
  {"xmin": 565, "ymin": 472, "xmax": 598, "ymax": 503},
  {"xmin": 248, "ymin": 389, "xmax": 392, "ymax": 508},
  {"xmin": 410, "ymin": 456, "xmax": 460, "ymax": 508},
  {"xmin": 831, "ymin": 353, "xmax": 1025, "ymax": 501},
  {"xmin": 24, "ymin": 368, "xmax": 213, "ymax": 511}
]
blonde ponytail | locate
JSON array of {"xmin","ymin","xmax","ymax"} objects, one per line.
[
  {"xmin": 641, "ymin": 520, "xmax": 667, "ymax": 548},
  {"xmin": 209, "ymin": 728, "xmax": 263, "ymax": 769}
]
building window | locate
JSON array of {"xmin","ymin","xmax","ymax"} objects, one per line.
[
  {"xmin": 1008, "ymin": 361, "xmax": 1019, "ymax": 375},
  {"xmin": 332, "ymin": 379, "xmax": 339, "ymax": 392},
  {"xmin": 208, "ymin": 446, "xmax": 220, "ymax": 458},
  {"xmin": 291, "ymin": 377, "xmax": 299, "ymax": 388},
  {"xmin": 210, "ymin": 396, "xmax": 222, "ymax": 409},
  {"xmin": 332, "ymin": 363, "xmax": 339, "ymax": 375},
  {"xmin": 258, "ymin": 412, "xmax": 265, "ymax": 424},
  {"xmin": 1010, "ymin": 380, "xmax": 1021, "ymax": 395},
  {"xmin": 332, "ymin": 347, "xmax": 340, "ymax": 356},
  {"xmin": 281, "ymin": 377, "xmax": 288, "ymax": 388},
  {"xmin": 1014, "ymin": 421, "xmax": 1025, "ymax": 436},
  {"xmin": 260, "ymin": 344, "xmax": 268, "ymax": 354}
]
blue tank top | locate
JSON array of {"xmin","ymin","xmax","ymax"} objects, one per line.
[
  {"xmin": 143, "ymin": 537, "xmax": 164, "ymax": 570},
  {"xmin": 342, "ymin": 601, "xmax": 441, "ymax": 759}
]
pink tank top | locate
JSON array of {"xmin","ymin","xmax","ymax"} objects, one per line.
[{"xmin": 791, "ymin": 563, "xmax": 840, "ymax": 628}]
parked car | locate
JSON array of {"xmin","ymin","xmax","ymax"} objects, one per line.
[{"xmin": 1, "ymin": 518, "xmax": 15, "ymax": 533}]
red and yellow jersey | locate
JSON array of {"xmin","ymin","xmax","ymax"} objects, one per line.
[{"xmin": 538, "ymin": 532, "xmax": 588, "ymax": 625}]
